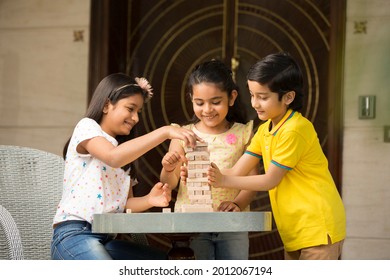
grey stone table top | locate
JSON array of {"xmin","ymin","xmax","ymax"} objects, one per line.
[{"xmin": 92, "ymin": 211, "xmax": 272, "ymax": 234}]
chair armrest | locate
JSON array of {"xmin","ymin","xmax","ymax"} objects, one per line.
[{"xmin": 0, "ymin": 205, "xmax": 24, "ymax": 259}]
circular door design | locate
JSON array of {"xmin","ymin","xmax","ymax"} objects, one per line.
[{"xmin": 126, "ymin": 0, "xmax": 331, "ymax": 259}]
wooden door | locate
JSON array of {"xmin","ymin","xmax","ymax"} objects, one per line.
[{"xmin": 89, "ymin": 0, "xmax": 345, "ymax": 260}]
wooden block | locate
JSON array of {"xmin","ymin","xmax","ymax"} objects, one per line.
[
  {"xmin": 187, "ymin": 163, "xmax": 194, "ymax": 169},
  {"xmin": 186, "ymin": 155, "xmax": 195, "ymax": 160},
  {"xmin": 188, "ymin": 186, "xmax": 210, "ymax": 191},
  {"xmin": 196, "ymin": 142, "xmax": 208, "ymax": 147},
  {"xmin": 192, "ymin": 199, "xmax": 205, "ymax": 204},
  {"xmin": 188, "ymin": 169, "xmax": 207, "ymax": 175},
  {"xmin": 189, "ymin": 194, "xmax": 212, "ymax": 200},
  {"xmin": 191, "ymin": 160, "xmax": 210, "ymax": 165},
  {"xmin": 186, "ymin": 187, "xmax": 200, "ymax": 193},
  {"xmin": 126, "ymin": 209, "xmax": 132, "ymax": 213},
  {"xmin": 187, "ymin": 190, "xmax": 195, "ymax": 196},
  {"xmin": 187, "ymin": 163, "xmax": 196, "ymax": 170},
  {"xmin": 184, "ymin": 142, "xmax": 207, "ymax": 153},
  {"xmin": 186, "ymin": 151, "xmax": 210, "ymax": 158},
  {"xmin": 187, "ymin": 177, "xmax": 208, "ymax": 183},
  {"xmin": 181, "ymin": 204, "xmax": 213, "ymax": 213},
  {"xmin": 186, "ymin": 182, "xmax": 205, "ymax": 188},
  {"xmin": 183, "ymin": 141, "xmax": 213, "ymax": 210},
  {"xmin": 186, "ymin": 151, "xmax": 209, "ymax": 158}
]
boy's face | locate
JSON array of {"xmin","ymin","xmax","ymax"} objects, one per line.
[{"xmin": 248, "ymin": 80, "xmax": 294, "ymax": 126}]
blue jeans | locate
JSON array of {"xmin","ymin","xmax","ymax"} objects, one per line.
[
  {"xmin": 51, "ymin": 220, "xmax": 167, "ymax": 260},
  {"xmin": 190, "ymin": 232, "xmax": 249, "ymax": 260}
]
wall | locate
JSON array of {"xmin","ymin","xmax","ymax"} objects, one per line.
[
  {"xmin": 342, "ymin": 0, "xmax": 390, "ymax": 259},
  {"xmin": 0, "ymin": 0, "xmax": 90, "ymax": 156}
]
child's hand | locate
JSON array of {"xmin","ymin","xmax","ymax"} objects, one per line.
[
  {"xmin": 180, "ymin": 165, "xmax": 188, "ymax": 185},
  {"xmin": 148, "ymin": 182, "xmax": 171, "ymax": 207},
  {"xmin": 166, "ymin": 126, "xmax": 202, "ymax": 148},
  {"xmin": 217, "ymin": 201, "xmax": 241, "ymax": 212},
  {"xmin": 207, "ymin": 162, "xmax": 224, "ymax": 188},
  {"xmin": 162, "ymin": 151, "xmax": 186, "ymax": 173}
]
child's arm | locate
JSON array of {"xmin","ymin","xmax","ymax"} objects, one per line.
[
  {"xmin": 217, "ymin": 166, "xmax": 258, "ymax": 212},
  {"xmin": 217, "ymin": 190, "xmax": 256, "ymax": 212},
  {"xmin": 125, "ymin": 182, "xmax": 171, "ymax": 212},
  {"xmin": 80, "ymin": 125, "xmax": 200, "ymax": 168},
  {"xmin": 208, "ymin": 154, "xmax": 288, "ymax": 191},
  {"xmin": 160, "ymin": 139, "xmax": 186, "ymax": 190}
]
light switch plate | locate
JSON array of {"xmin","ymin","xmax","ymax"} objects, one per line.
[{"xmin": 358, "ymin": 96, "xmax": 376, "ymax": 119}]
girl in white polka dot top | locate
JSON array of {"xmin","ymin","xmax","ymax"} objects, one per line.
[{"xmin": 51, "ymin": 73, "xmax": 199, "ymax": 260}]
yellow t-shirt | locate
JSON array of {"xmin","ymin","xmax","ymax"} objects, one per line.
[
  {"xmin": 175, "ymin": 121, "xmax": 253, "ymax": 212},
  {"xmin": 246, "ymin": 109, "xmax": 346, "ymax": 251}
]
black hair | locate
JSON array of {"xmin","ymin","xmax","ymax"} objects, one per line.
[
  {"xmin": 63, "ymin": 73, "xmax": 149, "ymax": 176},
  {"xmin": 247, "ymin": 52, "xmax": 304, "ymax": 112},
  {"xmin": 186, "ymin": 59, "xmax": 248, "ymax": 124}
]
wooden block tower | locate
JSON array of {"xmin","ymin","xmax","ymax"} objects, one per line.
[{"xmin": 178, "ymin": 142, "xmax": 213, "ymax": 212}]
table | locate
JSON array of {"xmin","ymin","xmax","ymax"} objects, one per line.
[{"xmin": 92, "ymin": 211, "xmax": 272, "ymax": 259}]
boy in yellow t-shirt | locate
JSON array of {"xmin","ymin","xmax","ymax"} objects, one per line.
[{"xmin": 206, "ymin": 52, "xmax": 346, "ymax": 260}]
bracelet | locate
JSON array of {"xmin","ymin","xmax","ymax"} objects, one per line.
[{"xmin": 231, "ymin": 202, "xmax": 241, "ymax": 211}]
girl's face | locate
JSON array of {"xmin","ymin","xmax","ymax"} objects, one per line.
[
  {"xmin": 248, "ymin": 80, "xmax": 294, "ymax": 127},
  {"xmin": 191, "ymin": 82, "xmax": 237, "ymax": 134},
  {"xmin": 101, "ymin": 94, "xmax": 144, "ymax": 137}
]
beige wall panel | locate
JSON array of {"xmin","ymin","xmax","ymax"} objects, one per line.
[
  {"xmin": 0, "ymin": 0, "xmax": 90, "ymax": 28},
  {"xmin": 343, "ymin": 14, "xmax": 390, "ymax": 126},
  {"xmin": 347, "ymin": 0, "xmax": 390, "ymax": 18},
  {"xmin": 0, "ymin": 0, "xmax": 89, "ymax": 157},
  {"xmin": 0, "ymin": 27, "xmax": 88, "ymax": 127},
  {"xmin": 343, "ymin": 238, "xmax": 390, "ymax": 260},
  {"xmin": 343, "ymin": 127, "xmax": 390, "ymax": 238},
  {"xmin": 342, "ymin": 0, "xmax": 390, "ymax": 259}
]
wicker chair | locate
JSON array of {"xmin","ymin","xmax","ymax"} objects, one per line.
[
  {"xmin": 0, "ymin": 145, "xmax": 64, "ymax": 259},
  {"xmin": 0, "ymin": 205, "xmax": 24, "ymax": 259},
  {"xmin": 0, "ymin": 145, "xmax": 148, "ymax": 260}
]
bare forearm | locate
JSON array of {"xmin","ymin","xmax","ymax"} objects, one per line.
[
  {"xmin": 222, "ymin": 174, "xmax": 276, "ymax": 191},
  {"xmin": 125, "ymin": 196, "xmax": 153, "ymax": 213},
  {"xmin": 233, "ymin": 190, "xmax": 256, "ymax": 210},
  {"xmin": 214, "ymin": 160, "xmax": 286, "ymax": 192},
  {"xmin": 110, "ymin": 127, "xmax": 170, "ymax": 167},
  {"xmin": 160, "ymin": 139, "xmax": 186, "ymax": 190},
  {"xmin": 160, "ymin": 169, "xmax": 180, "ymax": 190},
  {"xmin": 232, "ymin": 167, "xmax": 258, "ymax": 209}
]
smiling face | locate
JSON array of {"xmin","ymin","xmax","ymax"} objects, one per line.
[
  {"xmin": 191, "ymin": 82, "xmax": 237, "ymax": 134},
  {"xmin": 248, "ymin": 80, "xmax": 295, "ymax": 127},
  {"xmin": 100, "ymin": 94, "xmax": 144, "ymax": 137}
]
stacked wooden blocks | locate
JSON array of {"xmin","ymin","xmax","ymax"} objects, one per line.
[{"xmin": 177, "ymin": 142, "xmax": 213, "ymax": 212}]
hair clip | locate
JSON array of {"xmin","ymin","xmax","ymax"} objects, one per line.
[{"xmin": 135, "ymin": 77, "xmax": 153, "ymax": 102}]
